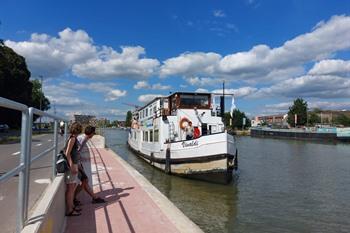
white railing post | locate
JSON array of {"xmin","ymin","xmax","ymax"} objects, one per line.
[
  {"xmin": 52, "ymin": 120, "xmax": 58, "ymax": 179},
  {"xmin": 64, "ymin": 122, "xmax": 68, "ymax": 142},
  {"xmin": 16, "ymin": 108, "xmax": 29, "ymax": 233},
  {"xmin": 23, "ymin": 108, "xmax": 34, "ymax": 224}
]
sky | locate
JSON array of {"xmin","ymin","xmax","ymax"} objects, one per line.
[{"xmin": 1, "ymin": 0, "xmax": 350, "ymax": 120}]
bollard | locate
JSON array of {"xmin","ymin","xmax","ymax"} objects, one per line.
[
  {"xmin": 52, "ymin": 120, "xmax": 58, "ymax": 179},
  {"xmin": 165, "ymin": 148, "xmax": 171, "ymax": 174}
]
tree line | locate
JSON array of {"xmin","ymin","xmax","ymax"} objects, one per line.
[
  {"xmin": 287, "ymin": 98, "xmax": 350, "ymax": 127},
  {"xmin": 0, "ymin": 44, "xmax": 50, "ymax": 127}
]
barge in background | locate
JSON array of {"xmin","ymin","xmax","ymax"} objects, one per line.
[
  {"xmin": 127, "ymin": 92, "xmax": 238, "ymax": 184},
  {"xmin": 250, "ymin": 127, "xmax": 350, "ymax": 142}
]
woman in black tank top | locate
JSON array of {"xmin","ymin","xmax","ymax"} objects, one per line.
[{"xmin": 65, "ymin": 122, "xmax": 83, "ymax": 216}]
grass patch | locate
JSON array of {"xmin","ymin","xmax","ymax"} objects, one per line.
[{"xmin": 0, "ymin": 136, "xmax": 21, "ymax": 144}]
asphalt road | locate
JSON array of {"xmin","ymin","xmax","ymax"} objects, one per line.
[{"xmin": 0, "ymin": 133, "xmax": 65, "ymax": 233}]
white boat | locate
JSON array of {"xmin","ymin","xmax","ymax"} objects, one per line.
[{"xmin": 127, "ymin": 92, "xmax": 238, "ymax": 183}]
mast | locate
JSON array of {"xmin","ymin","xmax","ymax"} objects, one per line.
[{"xmin": 220, "ymin": 81, "xmax": 225, "ymax": 126}]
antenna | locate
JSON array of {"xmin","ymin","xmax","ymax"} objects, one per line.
[
  {"xmin": 122, "ymin": 102, "xmax": 140, "ymax": 108},
  {"xmin": 0, "ymin": 20, "xmax": 4, "ymax": 45}
]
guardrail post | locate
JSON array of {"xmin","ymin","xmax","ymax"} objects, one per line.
[
  {"xmin": 16, "ymin": 109, "xmax": 29, "ymax": 233},
  {"xmin": 64, "ymin": 122, "xmax": 68, "ymax": 142},
  {"xmin": 24, "ymin": 108, "xmax": 33, "ymax": 224},
  {"xmin": 52, "ymin": 120, "xmax": 58, "ymax": 179}
]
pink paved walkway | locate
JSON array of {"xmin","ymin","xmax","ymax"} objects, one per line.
[{"xmin": 65, "ymin": 143, "xmax": 181, "ymax": 233}]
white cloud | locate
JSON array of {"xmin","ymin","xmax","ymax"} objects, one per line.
[
  {"xmin": 59, "ymin": 81, "xmax": 117, "ymax": 93},
  {"xmin": 45, "ymin": 80, "xmax": 126, "ymax": 103},
  {"xmin": 264, "ymin": 102, "xmax": 291, "ymax": 114},
  {"xmin": 73, "ymin": 46, "xmax": 160, "ymax": 79},
  {"xmin": 5, "ymin": 28, "xmax": 160, "ymax": 80},
  {"xmin": 160, "ymin": 52, "xmax": 221, "ymax": 77},
  {"xmin": 308, "ymin": 59, "xmax": 350, "ymax": 76},
  {"xmin": 5, "ymin": 28, "xmax": 96, "ymax": 77},
  {"xmin": 133, "ymin": 81, "xmax": 171, "ymax": 90},
  {"xmin": 309, "ymin": 101, "xmax": 350, "ymax": 110},
  {"xmin": 212, "ymin": 87, "xmax": 258, "ymax": 98},
  {"xmin": 49, "ymin": 96, "xmax": 87, "ymax": 107},
  {"xmin": 107, "ymin": 109, "xmax": 126, "ymax": 116},
  {"xmin": 213, "ymin": 10, "xmax": 226, "ymax": 18},
  {"xmin": 105, "ymin": 89, "xmax": 127, "ymax": 101},
  {"xmin": 152, "ymin": 83, "xmax": 171, "ymax": 90},
  {"xmin": 185, "ymin": 76, "xmax": 222, "ymax": 87},
  {"xmin": 160, "ymin": 15, "xmax": 350, "ymax": 83},
  {"xmin": 195, "ymin": 88, "xmax": 209, "ymax": 93},
  {"xmin": 138, "ymin": 94, "xmax": 164, "ymax": 103},
  {"xmin": 134, "ymin": 81, "xmax": 150, "ymax": 89},
  {"xmin": 254, "ymin": 75, "xmax": 350, "ymax": 99}
]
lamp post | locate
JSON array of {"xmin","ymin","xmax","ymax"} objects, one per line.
[{"xmin": 39, "ymin": 75, "xmax": 43, "ymax": 133}]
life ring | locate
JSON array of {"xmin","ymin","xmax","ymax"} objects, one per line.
[{"xmin": 179, "ymin": 117, "xmax": 190, "ymax": 130}]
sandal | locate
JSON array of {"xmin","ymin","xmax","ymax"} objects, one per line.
[
  {"xmin": 74, "ymin": 206, "xmax": 82, "ymax": 212},
  {"xmin": 92, "ymin": 197, "xmax": 106, "ymax": 203},
  {"xmin": 65, "ymin": 210, "xmax": 81, "ymax": 216}
]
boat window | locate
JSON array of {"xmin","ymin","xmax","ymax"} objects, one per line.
[
  {"xmin": 146, "ymin": 108, "xmax": 148, "ymax": 117},
  {"xmin": 179, "ymin": 94, "xmax": 210, "ymax": 108},
  {"xmin": 150, "ymin": 130, "xmax": 153, "ymax": 142},
  {"xmin": 154, "ymin": 129, "xmax": 159, "ymax": 142},
  {"xmin": 153, "ymin": 106, "xmax": 157, "ymax": 115},
  {"xmin": 145, "ymin": 131, "xmax": 149, "ymax": 142}
]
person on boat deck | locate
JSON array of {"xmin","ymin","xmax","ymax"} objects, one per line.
[{"xmin": 185, "ymin": 121, "xmax": 194, "ymax": 140}]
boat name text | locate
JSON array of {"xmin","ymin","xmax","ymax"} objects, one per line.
[{"xmin": 182, "ymin": 140, "xmax": 199, "ymax": 148}]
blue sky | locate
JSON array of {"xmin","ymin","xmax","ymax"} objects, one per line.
[{"xmin": 1, "ymin": 0, "xmax": 350, "ymax": 120}]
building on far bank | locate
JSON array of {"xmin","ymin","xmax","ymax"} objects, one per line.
[
  {"xmin": 316, "ymin": 110, "xmax": 350, "ymax": 124},
  {"xmin": 117, "ymin": 121, "xmax": 126, "ymax": 127},
  {"xmin": 74, "ymin": 114, "xmax": 96, "ymax": 126},
  {"xmin": 252, "ymin": 114, "xmax": 288, "ymax": 127}
]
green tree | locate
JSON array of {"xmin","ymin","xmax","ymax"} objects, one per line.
[
  {"xmin": 0, "ymin": 45, "xmax": 32, "ymax": 127},
  {"xmin": 287, "ymin": 98, "xmax": 308, "ymax": 127},
  {"xmin": 227, "ymin": 109, "xmax": 251, "ymax": 129},
  {"xmin": 125, "ymin": 111, "xmax": 132, "ymax": 127},
  {"xmin": 308, "ymin": 111, "xmax": 321, "ymax": 126},
  {"xmin": 334, "ymin": 114, "xmax": 350, "ymax": 127},
  {"xmin": 31, "ymin": 79, "xmax": 50, "ymax": 121}
]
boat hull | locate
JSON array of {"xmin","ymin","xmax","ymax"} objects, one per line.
[{"xmin": 127, "ymin": 132, "xmax": 237, "ymax": 184}]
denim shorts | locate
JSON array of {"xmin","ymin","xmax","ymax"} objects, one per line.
[{"xmin": 65, "ymin": 164, "xmax": 79, "ymax": 184}]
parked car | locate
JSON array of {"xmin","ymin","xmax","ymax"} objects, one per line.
[{"xmin": 0, "ymin": 124, "xmax": 10, "ymax": 133}]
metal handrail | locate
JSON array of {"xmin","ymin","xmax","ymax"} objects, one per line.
[
  {"xmin": 30, "ymin": 146, "xmax": 56, "ymax": 163},
  {"xmin": 0, "ymin": 97, "xmax": 69, "ymax": 233},
  {"xmin": 0, "ymin": 164, "xmax": 25, "ymax": 182},
  {"xmin": 0, "ymin": 97, "xmax": 28, "ymax": 111}
]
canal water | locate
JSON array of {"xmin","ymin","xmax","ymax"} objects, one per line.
[{"xmin": 103, "ymin": 129, "xmax": 350, "ymax": 233}]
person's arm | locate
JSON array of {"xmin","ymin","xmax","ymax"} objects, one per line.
[
  {"xmin": 65, "ymin": 137, "xmax": 77, "ymax": 172},
  {"xmin": 78, "ymin": 136, "xmax": 88, "ymax": 152}
]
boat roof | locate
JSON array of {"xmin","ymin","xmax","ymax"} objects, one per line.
[
  {"xmin": 134, "ymin": 91, "xmax": 233, "ymax": 112},
  {"xmin": 134, "ymin": 92, "xmax": 211, "ymax": 112}
]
